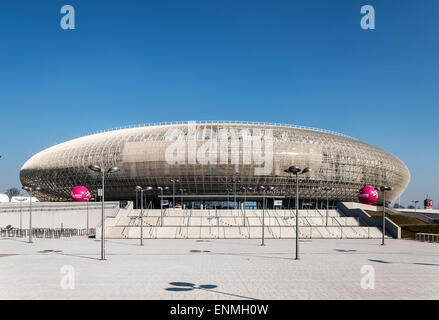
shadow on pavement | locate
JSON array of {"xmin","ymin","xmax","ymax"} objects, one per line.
[{"xmin": 165, "ymin": 282, "xmax": 258, "ymax": 300}]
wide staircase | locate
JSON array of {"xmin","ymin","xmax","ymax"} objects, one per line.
[{"xmin": 105, "ymin": 208, "xmax": 385, "ymax": 239}]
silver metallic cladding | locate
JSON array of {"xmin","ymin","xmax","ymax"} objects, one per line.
[{"xmin": 19, "ymin": 123, "xmax": 410, "ymax": 203}]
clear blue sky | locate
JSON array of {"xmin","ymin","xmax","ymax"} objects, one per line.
[{"xmin": 0, "ymin": 0, "xmax": 437, "ymax": 207}]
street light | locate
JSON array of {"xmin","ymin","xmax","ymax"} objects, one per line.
[
  {"xmin": 321, "ymin": 187, "xmax": 333, "ymax": 227},
  {"xmin": 242, "ymin": 187, "xmax": 253, "ymax": 227},
  {"xmin": 170, "ymin": 179, "xmax": 179, "ymax": 208},
  {"xmin": 16, "ymin": 197, "xmax": 27, "ymax": 230},
  {"xmin": 179, "ymin": 188, "xmax": 186, "ymax": 209},
  {"xmin": 88, "ymin": 164, "xmax": 120, "ymax": 260},
  {"xmin": 135, "ymin": 186, "xmax": 139, "ymax": 209},
  {"xmin": 136, "ymin": 186, "xmax": 153, "ymax": 246},
  {"xmin": 241, "ymin": 186, "xmax": 247, "ymax": 224},
  {"xmin": 259, "ymin": 186, "xmax": 266, "ymax": 246},
  {"xmin": 157, "ymin": 186, "xmax": 168, "ymax": 226},
  {"xmin": 411, "ymin": 200, "xmax": 419, "ymax": 212},
  {"xmin": 284, "ymin": 165, "xmax": 313, "ymax": 260},
  {"xmin": 22, "ymin": 186, "xmax": 41, "ymax": 243},
  {"xmin": 82, "ymin": 197, "xmax": 90, "ymax": 235},
  {"xmin": 232, "ymin": 178, "xmax": 240, "ymax": 209},
  {"xmin": 136, "ymin": 186, "xmax": 144, "ymax": 246},
  {"xmin": 258, "ymin": 186, "xmax": 274, "ymax": 246},
  {"xmin": 379, "ymin": 186, "xmax": 393, "ymax": 246}
]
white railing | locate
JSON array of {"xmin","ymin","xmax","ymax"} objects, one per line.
[
  {"xmin": 0, "ymin": 201, "xmax": 120, "ymax": 213},
  {"xmin": 416, "ymin": 233, "xmax": 439, "ymax": 243},
  {"xmin": 82, "ymin": 120, "xmax": 357, "ymax": 140}
]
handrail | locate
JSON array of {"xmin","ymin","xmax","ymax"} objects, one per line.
[
  {"xmin": 268, "ymin": 210, "xmax": 282, "ymax": 238},
  {"xmin": 304, "ymin": 217, "xmax": 312, "ymax": 239},
  {"xmin": 332, "ymin": 216, "xmax": 344, "ymax": 239}
]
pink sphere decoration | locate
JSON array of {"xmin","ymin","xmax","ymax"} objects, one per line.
[
  {"xmin": 71, "ymin": 186, "xmax": 91, "ymax": 202},
  {"xmin": 357, "ymin": 185, "xmax": 378, "ymax": 205}
]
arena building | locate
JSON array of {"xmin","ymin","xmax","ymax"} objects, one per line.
[{"xmin": 19, "ymin": 121, "xmax": 410, "ymax": 208}]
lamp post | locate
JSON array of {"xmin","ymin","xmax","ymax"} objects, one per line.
[
  {"xmin": 379, "ymin": 186, "xmax": 393, "ymax": 246},
  {"xmin": 412, "ymin": 200, "xmax": 419, "ymax": 212},
  {"xmin": 321, "ymin": 187, "xmax": 333, "ymax": 227},
  {"xmin": 136, "ymin": 186, "xmax": 144, "ymax": 246},
  {"xmin": 179, "ymin": 188, "xmax": 186, "ymax": 209},
  {"xmin": 259, "ymin": 186, "xmax": 266, "ymax": 246},
  {"xmin": 232, "ymin": 178, "xmax": 239, "ymax": 209},
  {"xmin": 242, "ymin": 186, "xmax": 247, "ymax": 225},
  {"xmin": 135, "ymin": 187, "xmax": 139, "ymax": 209},
  {"xmin": 88, "ymin": 164, "xmax": 120, "ymax": 260},
  {"xmin": 157, "ymin": 186, "xmax": 168, "ymax": 226},
  {"xmin": 82, "ymin": 197, "xmax": 90, "ymax": 235},
  {"xmin": 22, "ymin": 186, "xmax": 40, "ymax": 243},
  {"xmin": 284, "ymin": 165, "xmax": 312, "ymax": 260},
  {"xmin": 170, "ymin": 179, "xmax": 179, "ymax": 208},
  {"xmin": 243, "ymin": 187, "xmax": 253, "ymax": 227},
  {"xmin": 16, "ymin": 197, "xmax": 27, "ymax": 230},
  {"xmin": 258, "ymin": 186, "xmax": 274, "ymax": 246}
]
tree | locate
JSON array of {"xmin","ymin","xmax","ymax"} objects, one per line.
[
  {"xmin": 5, "ymin": 188, "xmax": 21, "ymax": 201},
  {"xmin": 407, "ymin": 205, "xmax": 415, "ymax": 209},
  {"xmin": 393, "ymin": 203, "xmax": 405, "ymax": 209}
]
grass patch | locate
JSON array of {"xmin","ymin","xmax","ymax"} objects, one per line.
[{"xmin": 365, "ymin": 210, "xmax": 439, "ymax": 239}]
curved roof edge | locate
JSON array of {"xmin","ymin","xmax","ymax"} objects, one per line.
[{"xmin": 84, "ymin": 120, "xmax": 358, "ymax": 140}]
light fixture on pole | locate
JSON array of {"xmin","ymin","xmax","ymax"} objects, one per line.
[
  {"xmin": 321, "ymin": 187, "xmax": 333, "ymax": 227},
  {"xmin": 284, "ymin": 165, "xmax": 312, "ymax": 260},
  {"xmin": 243, "ymin": 187, "xmax": 253, "ymax": 227},
  {"xmin": 88, "ymin": 164, "xmax": 120, "ymax": 260},
  {"xmin": 259, "ymin": 186, "xmax": 266, "ymax": 246},
  {"xmin": 136, "ymin": 186, "xmax": 144, "ymax": 246},
  {"xmin": 82, "ymin": 197, "xmax": 90, "ymax": 235},
  {"xmin": 241, "ymin": 186, "xmax": 247, "ymax": 224},
  {"xmin": 135, "ymin": 186, "xmax": 139, "ymax": 209},
  {"xmin": 22, "ymin": 186, "xmax": 41, "ymax": 243},
  {"xmin": 411, "ymin": 200, "xmax": 419, "ymax": 212},
  {"xmin": 170, "ymin": 179, "xmax": 179, "ymax": 209},
  {"xmin": 158, "ymin": 186, "xmax": 168, "ymax": 227},
  {"xmin": 379, "ymin": 186, "xmax": 393, "ymax": 246},
  {"xmin": 179, "ymin": 188, "xmax": 186, "ymax": 209},
  {"xmin": 16, "ymin": 197, "xmax": 27, "ymax": 231},
  {"xmin": 232, "ymin": 178, "xmax": 240, "ymax": 209}
]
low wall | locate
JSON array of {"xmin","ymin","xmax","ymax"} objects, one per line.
[
  {"xmin": 0, "ymin": 202, "xmax": 121, "ymax": 229},
  {"xmin": 337, "ymin": 202, "xmax": 401, "ymax": 238},
  {"xmin": 96, "ymin": 202, "xmax": 133, "ymax": 238}
]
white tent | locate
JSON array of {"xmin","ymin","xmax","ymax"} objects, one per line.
[
  {"xmin": 11, "ymin": 196, "xmax": 39, "ymax": 203},
  {"xmin": 0, "ymin": 193, "xmax": 9, "ymax": 202}
]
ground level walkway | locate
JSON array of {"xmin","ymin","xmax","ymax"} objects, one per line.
[{"xmin": 0, "ymin": 238, "xmax": 438, "ymax": 299}]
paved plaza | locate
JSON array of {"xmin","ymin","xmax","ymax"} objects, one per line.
[{"xmin": 0, "ymin": 237, "xmax": 438, "ymax": 300}]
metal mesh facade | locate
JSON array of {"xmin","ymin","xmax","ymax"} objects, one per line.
[{"xmin": 19, "ymin": 121, "xmax": 410, "ymax": 204}]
